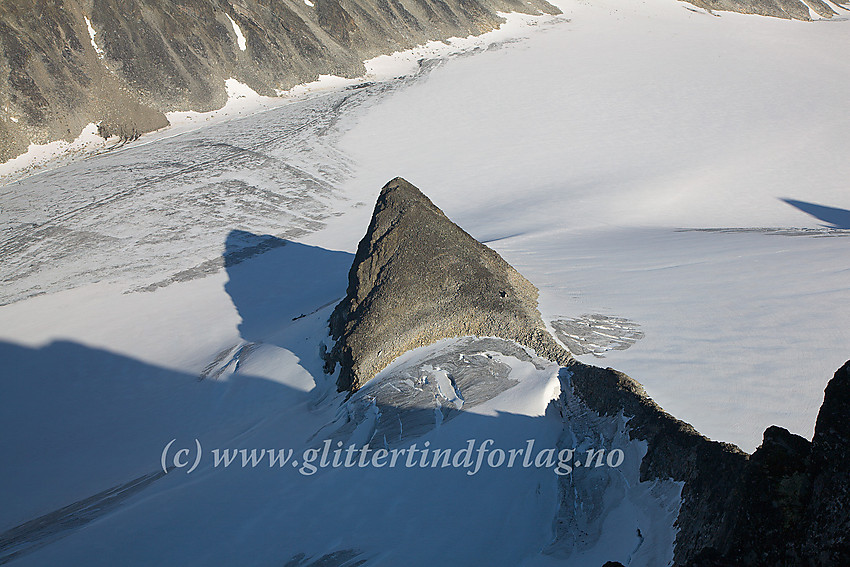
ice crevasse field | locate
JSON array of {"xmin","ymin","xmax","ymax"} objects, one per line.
[{"xmin": 0, "ymin": 0, "xmax": 849, "ymax": 564}]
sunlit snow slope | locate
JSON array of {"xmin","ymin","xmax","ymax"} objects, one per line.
[{"xmin": 334, "ymin": 0, "xmax": 850, "ymax": 451}]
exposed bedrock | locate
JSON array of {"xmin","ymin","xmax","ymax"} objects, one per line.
[
  {"xmin": 0, "ymin": 0, "xmax": 561, "ymax": 163},
  {"xmin": 325, "ymin": 177, "xmax": 849, "ymax": 565},
  {"xmin": 562, "ymin": 362, "xmax": 749, "ymax": 565},
  {"xmin": 689, "ymin": 360, "xmax": 850, "ymax": 566},
  {"xmin": 323, "ymin": 177, "xmax": 571, "ymax": 391}
]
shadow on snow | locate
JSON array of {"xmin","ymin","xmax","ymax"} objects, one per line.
[
  {"xmin": 781, "ymin": 198, "xmax": 850, "ymax": 229},
  {"xmin": 0, "ymin": 231, "xmax": 582, "ymax": 566}
]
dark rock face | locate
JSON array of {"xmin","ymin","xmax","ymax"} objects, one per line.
[
  {"xmin": 689, "ymin": 360, "xmax": 850, "ymax": 566},
  {"xmin": 324, "ymin": 177, "xmax": 570, "ymax": 391},
  {"xmin": 570, "ymin": 361, "xmax": 850, "ymax": 566},
  {"xmin": 804, "ymin": 360, "xmax": 850, "ymax": 564},
  {"xmin": 564, "ymin": 362, "xmax": 750, "ymax": 565},
  {"xmin": 719, "ymin": 426, "xmax": 812, "ymax": 565},
  {"xmin": 0, "ymin": 0, "xmax": 560, "ymax": 163}
]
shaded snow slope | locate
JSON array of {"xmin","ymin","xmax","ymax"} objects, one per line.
[{"xmin": 1, "ymin": 295, "xmax": 681, "ymax": 565}]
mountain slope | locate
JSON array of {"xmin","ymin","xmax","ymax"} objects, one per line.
[{"xmin": 0, "ymin": 0, "xmax": 560, "ymax": 162}]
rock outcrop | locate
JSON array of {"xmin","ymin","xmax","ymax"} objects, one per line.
[
  {"xmin": 324, "ymin": 177, "xmax": 570, "ymax": 391},
  {"xmin": 324, "ymin": 178, "xmax": 750, "ymax": 560},
  {"xmin": 325, "ymin": 177, "xmax": 849, "ymax": 565},
  {"xmin": 551, "ymin": 356, "xmax": 850, "ymax": 566},
  {"xmin": 550, "ymin": 332, "xmax": 849, "ymax": 565},
  {"xmin": 684, "ymin": 0, "xmax": 846, "ymax": 19},
  {"xmin": 0, "ymin": 1, "xmax": 171, "ymax": 162},
  {"xmin": 804, "ymin": 360, "xmax": 850, "ymax": 563},
  {"xmin": 689, "ymin": 360, "xmax": 850, "ymax": 566},
  {"xmin": 0, "ymin": 0, "xmax": 560, "ymax": 163},
  {"xmin": 562, "ymin": 362, "xmax": 750, "ymax": 565}
]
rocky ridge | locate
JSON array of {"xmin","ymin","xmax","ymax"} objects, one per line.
[
  {"xmin": 689, "ymin": 361, "xmax": 850, "ymax": 565},
  {"xmin": 0, "ymin": 0, "xmax": 560, "ymax": 163},
  {"xmin": 686, "ymin": 0, "xmax": 846, "ymax": 19},
  {"xmin": 3, "ymin": 0, "xmax": 848, "ymax": 165}
]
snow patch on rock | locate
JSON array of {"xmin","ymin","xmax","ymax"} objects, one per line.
[
  {"xmin": 84, "ymin": 16, "xmax": 105, "ymax": 57},
  {"xmin": 225, "ymin": 13, "xmax": 247, "ymax": 51}
]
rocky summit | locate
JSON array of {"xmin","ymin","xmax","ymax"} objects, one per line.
[{"xmin": 324, "ymin": 177, "xmax": 571, "ymax": 391}]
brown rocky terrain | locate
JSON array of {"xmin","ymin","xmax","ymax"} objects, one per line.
[
  {"xmin": 0, "ymin": 0, "xmax": 560, "ymax": 163},
  {"xmin": 686, "ymin": 0, "xmax": 844, "ymax": 19}
]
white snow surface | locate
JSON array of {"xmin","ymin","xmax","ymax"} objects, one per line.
[
  {"xmin": 165, "ymin": 78, "xmax": 282, "ymax": 128},
  {"xmin": 225, "ymin": 13, "xmax": 247, "ymax": 51},
  {"xmin": 0, "ymin": 123, "xmax": 110, "ymax": 180},
  {"xmin": 1, "ymin": 0, "xmax": 850, "ymax": 563},
  {"xmin": 84, "ymin": 16, "xmax": 105, "ymax": 57},
  {"xmin": 334, "ymin": 0, "xmax": 850, "ymax": 450}
]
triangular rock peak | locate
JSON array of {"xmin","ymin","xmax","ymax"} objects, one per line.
[{"xmin": 325, "ymin": 177, "xmax": 571, "ymax": 391}]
